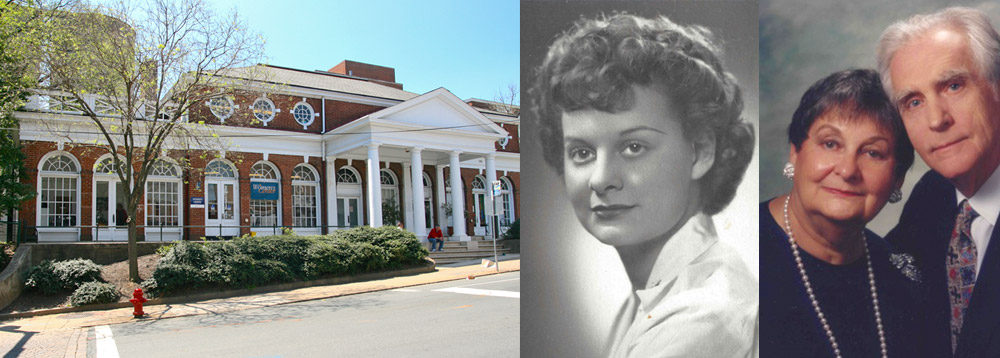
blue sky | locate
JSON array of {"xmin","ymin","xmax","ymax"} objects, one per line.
[{"xmin": 208, "ymin": 0, "xmax": 520, "ymax": 104}]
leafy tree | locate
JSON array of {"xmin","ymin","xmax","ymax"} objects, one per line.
[{"xmin": 32, "ymin": 0, "xmax": 265, "ymax": 282}]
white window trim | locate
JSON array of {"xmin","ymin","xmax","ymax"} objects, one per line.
[
  {"xmin": 250, "ymin": 161, "xmax": 282, "ymax": 230},
  {"xmin": 291, "ymin": 164, "xmax": 322, "ymax": 230},
  {"xmin": 252, "ymin": 96, "xmax": 280, "ymax": 126},
  {"xmin": 36, "ymin": 151, "xmax": 82, "ymax": 235},
  {"xmin": 206, "ymin": 96, "xmax": 237, "ymax": 123},
  {"xmin": 144, "ymin": 158, "xmax": 183, "ymax": 231},
  {"xmin": 292, "ymin": 99, "xmax": 318, "ymax": 130}
]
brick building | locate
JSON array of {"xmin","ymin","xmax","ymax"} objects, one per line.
[{"xmin": 16, "ymin": 60, "xmax": 520, "ymax": 242}]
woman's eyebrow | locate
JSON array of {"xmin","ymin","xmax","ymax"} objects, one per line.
[{"xmin": 620, "ymin": 126, "xmax": 668, "ymax": 136}]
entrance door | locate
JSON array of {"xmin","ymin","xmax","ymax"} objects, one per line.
[
  {"xmin": 206, "ymin": 181, "xmax": 239, "ymax": 237},
  {"xmin": 95, "ymin": 180, "xmax": 128, "ymax": 241},
  {"xmin": 337, "ymin": 197, "xmax": 360, "ymax": 228},
  {"xmin": 473, "ymin": 192, "xmax": 487, "ymax": 236}
]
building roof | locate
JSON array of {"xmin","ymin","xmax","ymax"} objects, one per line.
[{"xmin": 219, "ymin": 64, "xmax": 420, "ymax": 102}]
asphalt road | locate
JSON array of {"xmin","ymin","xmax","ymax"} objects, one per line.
[{"xmin": 88, "ymin": 272, "xmax": 520, "ymax": 358}]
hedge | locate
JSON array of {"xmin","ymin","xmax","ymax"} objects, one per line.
[
  {"xmin": 147, "ymin": 226, "xmax": 429, "ymax": 294},
  {"xmin": 70, "ymin": 282, "xmax": 120, "ymax": 306},
  {"xmin": 25, "ymin": 258, "xmax": 103, "ymax": 294}
]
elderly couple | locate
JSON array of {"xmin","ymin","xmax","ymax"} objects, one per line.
[{"xmin": 762, "ymin": 7, "xmax": 1000, "ymax": 358}]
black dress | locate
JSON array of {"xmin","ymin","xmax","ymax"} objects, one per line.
[{"xmin": 760, "ymin": 200, "xmax": 927, "ymax": 357}]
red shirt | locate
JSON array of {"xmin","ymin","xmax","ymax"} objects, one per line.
[{"xmin": 428, "ymin": 227, "xmax": 443, "ymax": 239}]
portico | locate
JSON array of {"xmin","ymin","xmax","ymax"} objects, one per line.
[{"xmin": 322, "ymin": 88, "xmax": 509, "ymax": 241}]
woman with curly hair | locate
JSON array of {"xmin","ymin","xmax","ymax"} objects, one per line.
[{"xmin": 531, "ymin": 13, "xmax": 757, "ymax": 357}]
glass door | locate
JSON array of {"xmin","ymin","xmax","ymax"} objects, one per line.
[
  {"xmin": 95, "ymin": 180, "xmax": 127, "ymax": 241},
  {"xmin": 337, "ymin": 197, "xmax": 360, "ymax": 228},
  {"xmin": 205, "ymin": 181, "xmax": 239, "ymax": 237},
  {"xmin": 473, "ymin": 192, "xmax": 487, "ymax": 236}
]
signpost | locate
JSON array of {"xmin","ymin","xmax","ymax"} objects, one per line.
[{"xmin": 490, "ymin": 180, "xmax": 502, "ymax": 272}]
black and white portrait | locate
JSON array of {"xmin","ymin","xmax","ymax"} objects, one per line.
[{"xmin": 521, "ymin": 1, "xmax": 760, "ymax": 356}]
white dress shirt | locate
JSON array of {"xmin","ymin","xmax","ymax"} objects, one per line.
[
  {"xmin": 606, "ymin": 213, "xmax": 759, "ymax": 358},
  {"xmin": 956, "ymin": 165, "xmax": 1000, "ymax": 279}
]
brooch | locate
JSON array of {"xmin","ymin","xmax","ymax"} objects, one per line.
[{"xmin": 890, "ymin": 253, "xmax": 922, "ymax": 283}]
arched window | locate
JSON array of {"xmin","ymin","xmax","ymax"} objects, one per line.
[
  {"xmin": 205, "ymin": 159, "xmax": 236, "ymax": 178},
  {"xmin": 336, "ymin": 166, "xmax": 362, "ymax": 228},
  {"xmin": 292, "ymin": 164, "xmax": 320, "ymax": 231},
  {"xmin": 38, "ymin": 152, "xmax": 80, "ymax": 229},
  {"xmin": 337, "ymin": 167, "xmax": 359, "ymax": 184},
  {"xmin": 422, "ymin": 172, "xmax": 434, "ymax": 228},
  {"xmin": 250, "ymin": 161, "xmax": 281, "ymax": 230},
  {"xmin": 380, "ymin": 169, "xmax": 399, "ymax": 222},
  {"xmin": 472, "ymin": 176, "xmax": 487, "ymax": 231},
  {"xmin": 499, "ymin": 177, "xmax": 516, "ymax": 230},
  {"xmin": 145, "ymin": 159, "xmax": 182, "ymax": 234},
  {"xmin": 204, "ymin": 159, "xmax": 238, "ymax": 225}
]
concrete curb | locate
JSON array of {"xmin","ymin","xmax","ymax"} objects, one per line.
[{"xmin": 0, "ymin": 259, "xmax": 436, "ymax": 321}]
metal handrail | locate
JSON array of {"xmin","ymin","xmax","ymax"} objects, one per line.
[{"xmin": 22, "ymin": 223, "xmax": 361, "ymax": 243}]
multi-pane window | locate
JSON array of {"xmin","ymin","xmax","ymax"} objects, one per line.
[
  {"xmin": 337, "ymin": 167, "xmax": 359, "ymax": 183},
  {"xmin": 292, "ymin": 165, "xmax": 318, "ymax": 228},
  {"xmin": 500, "ymin": 178, "xmax": 514, "ymax": 227},
  {"xmin": 250, "ymin": 162, "xmax": 280, "ymax": 228},
  {"xmin": 39, "ymin": 154, "xmax": 79, "ymax": 227},
  {"xmin": 205, "ymin": 160, "xmax": 236, "ymax": 178},
  {"xmin": 146, "ymin": 160, "xmax": 181, "ymax": 227},
  {"xmin": 423, "ymin": 173, "xmax": 434, "ymax": 228},
  {"xmin": 252, "ymin": 97, "xmax": 276, "ymax": 125},
  {"xmin": 380, "ymin": 169, "xmax": 398, "ymax": 211},
  {"xmin": 292, "ymin": 102, "xmax": 316, "ymax": 128},
  {"xmin": 207, "ymin": 97, "xmax": 234, "ymax": 121}
]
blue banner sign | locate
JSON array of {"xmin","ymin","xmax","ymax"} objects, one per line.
[
  {"xmin": 190, "ymin": 197, "xmax": 205, "ymax": 208},
  {"xmin": 251, "ymin": 182, "xmax": 279, "ymax": 200}
]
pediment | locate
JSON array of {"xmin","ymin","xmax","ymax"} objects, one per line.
[{"xmin": 373, "ymin": 88, "xmax": 505, "ymax": 136}]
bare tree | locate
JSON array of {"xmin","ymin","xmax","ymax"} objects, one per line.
[
  {"xmin": 34, "ymin": 0, "xmax": 265, "ymax": 282},
  {"xmin": 491, "ymin": 81, "xmax": 519, "ymax": 116}
]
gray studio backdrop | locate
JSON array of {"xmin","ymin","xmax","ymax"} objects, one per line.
[
  {"xmin": 760, "ymin": 0, "xmax": 1000, "ymax": 235},
  {"xmin": 521, "ymin": 1, "xmax": 759, "ymax": 356}
]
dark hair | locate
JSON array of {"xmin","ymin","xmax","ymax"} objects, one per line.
[
  {"xmin": 530, "ymin": 13, "xmax": 754, "ymax": 215},
  {"xmin": 788, "ymin": 69, "xmax": 914, "ymax": 177}
]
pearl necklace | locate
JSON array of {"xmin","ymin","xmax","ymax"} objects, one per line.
[{"xmin": 783, "ymin": 196, "xmax": 887, "ymax": 358}]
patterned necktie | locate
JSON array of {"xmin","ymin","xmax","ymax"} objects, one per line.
[{"xmin": 947, "ymin": 199, "xmax": 979, "ymax": 353}]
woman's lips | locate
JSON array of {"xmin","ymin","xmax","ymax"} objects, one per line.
[
  {"xmin": 591, "ymin": 204, "xmax": 636, "ymax": 219},
  {"xmin": 823, "ymin": 187, "xmax": 862, "ymax": 197}
]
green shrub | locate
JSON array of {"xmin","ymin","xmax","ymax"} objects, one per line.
[
  {"xmin": 24, "ymin": 261, "xmax": 62, "ymax": 294},
  {"xmin": 151, "ymin": 263, "xmax": 203, "ymax": 293},
  {"xmin": 155, "ymin": 242, "xmax": 178, "ymax": 257},
  {"xmin": 159, "ymin": 241, "xmax": 209, "ymax": 267},
  {"xmin": 304, "ymin": 238, "xmax": 355, "ymax": 277},
  {"xmin": 70, "ymin": 282, "xmax": 120, "ymax": 306},
  {"xmin": 25, "ymin": 259, "xmax": 103, "ymax": 294},
  {"xmin": 351, "ymin": 242, "xmax": 390, "ymax": 272},
  {"xmin": 503, "ymin": 219, "xmax": 519, "ymax": 240}
]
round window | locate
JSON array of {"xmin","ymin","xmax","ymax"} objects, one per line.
[
  {"xmin": 293, "ymin": 102, "xmax": 314, "ymax": 127},
  {"xmin": 207, "ymin": 97, "xmax": 234, "ymax": 120},
  {"xmin": 252, "ymin": 98, "xmax": 275, "ymax": 123}
]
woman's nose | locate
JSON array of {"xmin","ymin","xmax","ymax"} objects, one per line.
[
  {"xmin": 588, "ymin": 155, "xmax": 622, "ymax": 194},
  {"xmin": 835, "ymin": 154, "xmax": 860, "ymax": 181}
]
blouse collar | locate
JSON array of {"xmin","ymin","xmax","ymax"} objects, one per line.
[{"xmin": 634, "ymin": 213, "xmax": 718, "ymax": 313}]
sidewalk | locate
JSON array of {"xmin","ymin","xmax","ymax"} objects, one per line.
[{"xmin": 0, "ymin": 257, "xmax": 519, "ymax": 334}]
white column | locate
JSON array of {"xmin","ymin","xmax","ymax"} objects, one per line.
[
  {"xmin": 366, "ymin": 143, "xmax": 383, "ymax": 227},
  {"xmin": 402, "ymin": 162, "xmax": 414, "ymax": 231},
  {"xmin": 410, "ymin": 147, "xmax": 427, "ymax": 237},
  {"xmin": 325, "ymin": 157, "xmax": 339, "ymax": 233},
  {"xmin": 485, "ymin": 153, "xmax": 497, "ymax": 240},
  {"xmin": 449, "ymin": 150, "xmax": 468, "ymax": 241},
  {"xmin": 435, "ymin": 164, "xmax": 447, "ymax": 230}
]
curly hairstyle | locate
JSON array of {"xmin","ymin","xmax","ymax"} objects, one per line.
[
  {"xmin": 788, "ymin": 69, "xmax": 914, "ymax": 178},
  {"xmin": 530, "ymin": 13, "xmax": 755, "ymax": 215}
]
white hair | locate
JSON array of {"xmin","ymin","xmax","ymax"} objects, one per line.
[{"xmin": 876, "ymin": 7, "xmax": 1000, "ymax": 96}]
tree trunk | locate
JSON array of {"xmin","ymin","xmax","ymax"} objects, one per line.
[{"xmin": 128, "ymin": 213, "xmax": 139, "ymax": 283}]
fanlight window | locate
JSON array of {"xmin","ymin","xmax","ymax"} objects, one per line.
[
  {"xmin": 149, "ymin": 160, "xmax": 179, "ymax": 177},
  {"xmin": 472, "ymin": 176, "xmax": 486, "ymax": 189},
  {"xmin": 205, "ymin": 160, "xmax": 235, "ymax": 178},
  {"xmin": 208, "ymin": 97, "xmax": 235, "ymax": 120},
  {"xmin": 252, "ymin": 98, "xmax": 276, "ymax": 123},
  {"xmin": 251, "ymin": 162, "xmax": 278, "ymax": 180},
  {"xmin": 337, "ymin": 168, "xmax": 359, "ymax": 184},
  {"xmin": 380, "ymin": 170, "xmax": 396, "ymax": 185},
  {"xmin": 94, "ymin": 157, "xmax": 120, "ymax": 175},
  {"xmin": 42, "ymin": 155, "xmax": 78, "ymax": 172},
  {"xmin": 292, "ymin": 165, "xmax": 317, "ymax": 181}
]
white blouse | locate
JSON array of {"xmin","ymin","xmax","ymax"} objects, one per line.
[{"xmin": 607, "ymin": 213, "xmax": 759, "ymax": 358}]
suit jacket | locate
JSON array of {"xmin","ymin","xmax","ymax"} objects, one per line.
[{"xmin": 887, "ymin": 170, "xmax": 1000, "ymax": 357}]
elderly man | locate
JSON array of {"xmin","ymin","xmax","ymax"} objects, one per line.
[{"xmin": 879, "ymin": 7, "xmax": 1000, "ymax": 358}]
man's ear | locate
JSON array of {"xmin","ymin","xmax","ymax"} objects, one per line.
[{"xmin": 691, "ymin": 132, "xmax": 716, "ymax": 180}]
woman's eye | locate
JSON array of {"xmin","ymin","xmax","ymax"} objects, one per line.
[
  {"xmin": 866, "ymin": 149, "xmax": 886, "ymax": 159},
  {"xmin": 568, "ymin": 148, "xmax": 594, "ymax": 163},
  {"xmin": 621, "ymin": 142, "xmax": 646, "ymax": 157},
  {"xmin": 822, "ymin": 140, "xmax": 838, "ymax": 149}
]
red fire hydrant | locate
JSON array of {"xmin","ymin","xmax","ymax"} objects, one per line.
[{"xmin": 130, "ymin": 288, "xmax": 147, "ymax": 318}]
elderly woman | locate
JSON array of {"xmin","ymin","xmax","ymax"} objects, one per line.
[
  {"xmin": 532, "ymin": 13, "xmax": 757, "ymax": 357},
  {"xmin": 761, "ymin": 69, "xmax": 925, "ymax": 357}
]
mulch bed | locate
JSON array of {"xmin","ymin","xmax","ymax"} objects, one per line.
[{"xmin": 0, "ymin": 254, "xmax": 159, "ymax": 314}]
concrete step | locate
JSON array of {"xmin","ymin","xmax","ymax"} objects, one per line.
[{"xmin": 432, "ymin": 253, "xmax": 513, "ymax": 265}]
